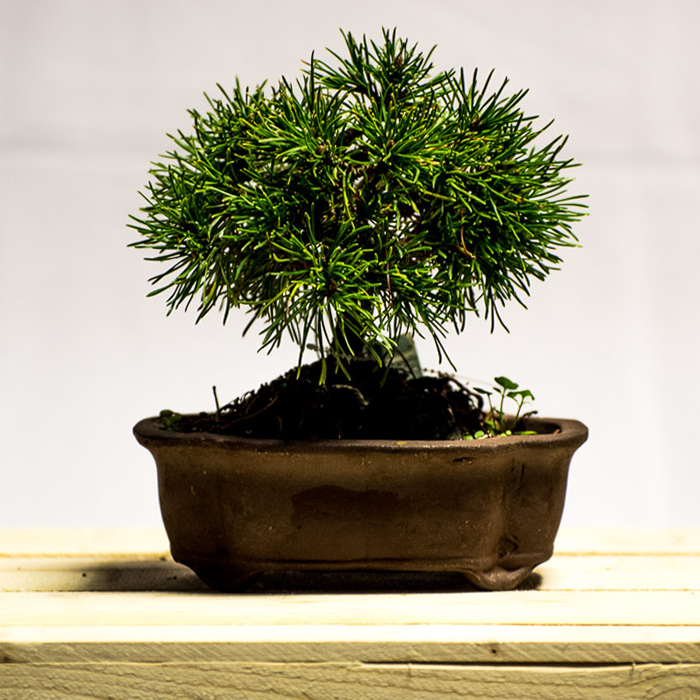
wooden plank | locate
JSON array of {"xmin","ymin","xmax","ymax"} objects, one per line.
[
  {"xmin": 555, "ymin": 527, "xmax": 700, "ymax": 555},
  {"xmin": 0, "ymin": 528, "xmax": 169, "ymax": 557},
  {"xmin": 4, "ymin": 625, "xmax": 700, "ymax": 664},
  {"xmin": 3, "ymin": 589, "xmax": 700, "ymax": 628},
  {"xmin": 537, "ymin": 554, "xmax": 700, "ymax": 591},
  {"xmin": 3, "ymin": 582, "xmax": 700, "ymax": 664},
  {"xmin": 2, "ymin": 661, "xmax": 700, "ymax": 700},
  {"xmin": 0, "ymin": 557, "xmax": 208, "ymax": 592},
  {"xmin": 2, "ymin": 553, "xmax": 700, "ymax": 592}
]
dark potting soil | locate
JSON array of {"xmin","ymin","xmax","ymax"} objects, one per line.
[{"xmin": 167, "ymin": 358, "xmax": 486, "ymax": 440}]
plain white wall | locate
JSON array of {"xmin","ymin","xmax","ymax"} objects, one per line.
[{"xmin": 1, "ymin": 0, "xmax": 699, "ymax": 527}]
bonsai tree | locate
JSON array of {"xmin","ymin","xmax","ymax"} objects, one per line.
[{"xmin": 130, "ymin": 29, "xmax": 585, "ymax": 439}]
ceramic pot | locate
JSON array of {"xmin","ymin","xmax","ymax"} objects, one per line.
[{"xmin": 133, "ymin": 416, "xmax": 587, "ymax": 591}]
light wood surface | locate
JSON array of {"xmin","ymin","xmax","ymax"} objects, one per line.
[{"xmin": 1, "ymin": 528, "xmax": 700, "ymax": 699}]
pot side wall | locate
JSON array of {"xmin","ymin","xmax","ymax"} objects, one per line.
[{"xmin": 134, "ymin": 417, "xmax": 588, "ymax": 590}]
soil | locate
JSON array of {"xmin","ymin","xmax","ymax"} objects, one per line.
[{"xmin": 166, "ymin": 358, "xmax": 487, "ymax": 440}]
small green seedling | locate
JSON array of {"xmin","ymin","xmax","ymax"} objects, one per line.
[
  {"xmin": 158, "ymin": 409, "xmax": 184, "ymax": 432},
  {"xmin": 467, "ymin": 376, "xmax": 536, "ymax": 438}
]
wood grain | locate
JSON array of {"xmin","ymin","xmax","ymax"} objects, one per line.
[{"xmin": 2, "ymin": 662, "xmax": 700, "ymax": 700}]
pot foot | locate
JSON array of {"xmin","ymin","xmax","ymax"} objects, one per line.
[{"xmin": 460, "ymin": 565, "xmax": 535, "ymax": 591}]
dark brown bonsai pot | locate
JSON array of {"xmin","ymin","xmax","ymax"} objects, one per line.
[{"xmin": 133, "ymin": 415, "xmax": 587, "ymax": 592}]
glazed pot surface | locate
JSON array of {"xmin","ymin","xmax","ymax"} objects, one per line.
[{"xmin": 134, "ymin": 416, "xmax": 587, "ymax": 591}]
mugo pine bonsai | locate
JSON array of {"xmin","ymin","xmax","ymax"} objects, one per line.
[{"xmin": 130, "ymin": 29, "xmax": 585, "ymax": 440}]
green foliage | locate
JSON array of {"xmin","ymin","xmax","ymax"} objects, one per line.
[
  {"xmin": 130, "ymin": 28, "xmax": 585, "ymax": 372},
  {"xmin": 468, "ymin": 376, "xmax": 536, "ymax": 438}
]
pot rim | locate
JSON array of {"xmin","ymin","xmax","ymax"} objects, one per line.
[{"xmin": 133, "ymin": 415, "xmax": 588, "ymax": 453}]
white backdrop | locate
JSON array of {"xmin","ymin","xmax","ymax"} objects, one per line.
[{"xmin": 1, "ymin": 0, "xmax": 699, "ymax": 527}]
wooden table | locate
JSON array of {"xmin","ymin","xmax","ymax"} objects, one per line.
[{"xmin": 1, "ymin": 528, "xmax": 700, "ymax": 699}]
